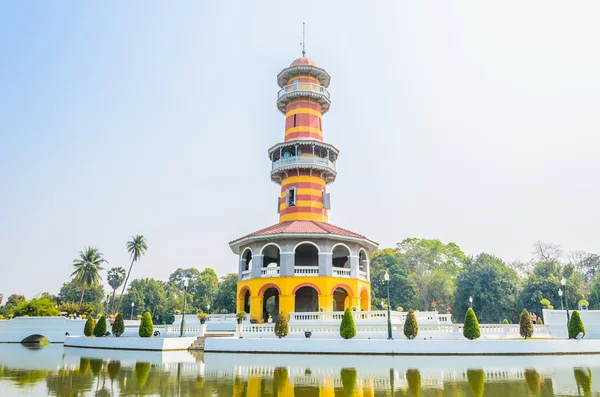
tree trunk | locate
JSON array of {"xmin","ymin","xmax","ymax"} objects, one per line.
[
  {"xmin": 79, "ymin": 287, "xmax": 85, "ymax": 306},
  {"xmin": 115, "ymin": 259, "xmax": 135, "ymax": 314},
  {"xmin": 110, "ymin": 289, "xmax": 116, "ymax": 314}
]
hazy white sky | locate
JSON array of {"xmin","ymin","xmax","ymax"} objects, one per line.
[{"xmin": 1, "ymin": 2, "xmax": 599, "ymax": 297}]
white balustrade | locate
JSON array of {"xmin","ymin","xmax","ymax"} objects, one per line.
[
  {"xmin": 332, "ymin": 267, "xmax": 351, "ymax": 278},
  {"xmin": 272, "ymin": 156, "xmax": 336, "ymax": 171},
  {"xmin": 294, "ymin": 266, "xmax": 319, "ymax": 276},
  {"xmin": 261, "ymin": 267, "xmax": 280, "ymax": 277},
  {"xmin": 358, "ymin": 270, "xmax": 368, "ymax": 280},
  {"xmin": 241, "ymin": 270, "xmax": 251, "ymax": 280},
  {"xmin": 277, "ymin": 83, "xmax": 330, "ymax": 100}
]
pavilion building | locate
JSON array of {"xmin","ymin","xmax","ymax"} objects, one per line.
[{"xmin": 229, "ymin": 56, "xmax": 378, "ymax": 323}]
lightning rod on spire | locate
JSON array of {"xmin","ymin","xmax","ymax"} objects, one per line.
[{"xmin": 302, "ymin": 22, "xmax": 306, "ymax": 57}]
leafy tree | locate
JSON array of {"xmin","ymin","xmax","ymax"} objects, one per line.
[
  {"xmin": 193, "ymin": 268, "xmax": 219, "ymax": 311},
  {"xmin": 5, "ymin": 294, "xmax": 26, "ymax": 308},
  {"xmin": 568, "ymin": 310, "xmax": 585, "ymax": 339},
  {"xmin": 454, "ymin": 253, "xmax": 520, "ymax": 323},
  {"xmin": 212, "ymin": 273, "xmax": 238, "ymax": 313},
  {"xmin": 94, "ymin": 316, "xmax": 107, "ymax": 337},
  {"xmin": 116, "ymin": 235, "xmax": 148, "ymax": 313},
  {"xmin": 107, "ymin": 267, "xmax": 126, "ymax": 313},
  {"xmin": 463, "ymin": 308, "xmax": 480, "ymax": 340},
  {"xmin": 339, "ymin": 307, "xmax": 356, "ymax": 339},
  {"xmin": 274, "ymin": 312, "xmax": 288, "ymax": 338},
  {"xmin": 369, "ymin": 248, "xmax": 418, "ymax": 311},
  {"xmin": 121, "ymin": 278, "xmax": 169, "ymax": 323},
  {"xmin": 519, "ymin": 309, "xmax": 534, "ymax": 339},
  {"xmin": 84, "ymin": 317, "xmax": 95, "ymax": 336},
  {"xmin": 139, "ymin": 312, "xmax": 153, "ymax": 337},
  {"xmin": 11, "ymin": 298, "xmax": 59, "ymax": 317},
  {"xmin": 71, "ymin": 246, "xmax": 106, "ymax": 305},
  {"xmin": 112, "ymin": 313, "xmax": 125, "ymax": 337},
  {"xmin": 58, "ymin": 280, "xmax": 104, "ymax": 314},
  {"xmin": 403, "ymin": 309, "xmax": 418, "ymax": 340},
  {"xmin": 168, "ymin": 268, "xmax": 202, "ymax": 291}
]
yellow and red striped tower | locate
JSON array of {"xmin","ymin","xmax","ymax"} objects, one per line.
[{"xmin": 270, "ymin": 57, "xmax": 337, "ymax": 223}]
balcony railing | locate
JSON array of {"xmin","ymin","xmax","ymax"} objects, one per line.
[
  {"xmin": 294, "ymin": 266, "xmax": 319, "ymax": 276},
  {"xmin": 272, "ymin": 156, "xmax": 336, "ymax": 172},
  {"xmin": 261, "ymin": 267, "xmax": 280, "ymax": 277},
  {"xmin": 332, "ymin": 267, "xmax": 351, "ymax": 278},
  {"xmin": 241, "ymin": 270, "xmax": 251, "ymax": 280},
  {"xmin": 277, "ymin": 83, "xmax": 330, "ymax": 101}
]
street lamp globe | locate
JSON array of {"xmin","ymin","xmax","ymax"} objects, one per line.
[
  {"xmin": 558, "ymin": 289, "xmax": 563, "ymax": 297},
  {"xmin": 184, "ymin": 278, "xmax": 189, "ymax": 288},
  {"xmin": 469, "ymin": 296, "xmax": 473, "ymax": 303},
  {"xmin": 384, "ymin": 270, "xmax": 390, "ymax": 282},
  {"xmin": 561, "ymin": 277, "xmax": 566, "ymax": 286},
  {"xmin": 131, "ymin": 302, "xmax": 135, "ymax": 307}
]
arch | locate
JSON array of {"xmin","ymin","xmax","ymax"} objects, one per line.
[
  {"xmin": 358, "ymin": 249, "xmax": 368, "ymax": 272},
  {"xmin": 292, "ymin": 283, "xmax": 322, "ymax": 295},
  {"xmin": 20, "ymin": 334, "xmax": 49, "ymax": 344},
  {"xmin": 294, "ymin": 286, "xmax": 319, "ymax": 312},
  {"xmin": 241, "ymin": 247, "xmax": 253, "ymax": 272},
  {"xmin": 360, "ymin": 287, "xmax": 370, "ymax": 311},
  {"xmin": 238, "ymin": 286, "xmax": 251, "ymax": 299},
  {"xmin": 332, "ymin": 244, "xmax": 351, "ymax": 268},
  {"xmin": 260, "ymin": 242, "xmax": 282, "ymax": 255},
  {"xmin": 293, "ymin": 241, "xmax": 321, "ymax": 253},
  {"xmin": 258, "ymin": 283, "xmax": 282, "ymax": 296},
  {"xmin": 294, "ymin": 242, "xmax": 319, "ymax": 267},
  {"xmin": 330, "ymin": 284, "xmax": 354, "ymax": 297}
]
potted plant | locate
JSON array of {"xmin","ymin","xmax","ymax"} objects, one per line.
[
  {"xmin": 198, "ymin": 312, "xmax": 208, "ymax": 324},
  {"xmin": 236, "ymin": 311, "xmax": 247, "ymax": 324},
  {"xmin": 136, "ymin": 314, "xmax": 142, "ymax": 320}
]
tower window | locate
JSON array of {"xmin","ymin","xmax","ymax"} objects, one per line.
[
  {"xmin": 286, "ymin": 186, "xmax": 297, "ymax": 207},
  {"xmin": 318, "ymin": 118, "xmax": 321, "ymax": 131},
  {"xmin": 293, "ymin": 114, "xmax": 297, "ymax": 127}
]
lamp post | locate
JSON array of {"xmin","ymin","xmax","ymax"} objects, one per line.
[
  {"xmin": 130, "ymin": 301, "xmax": 135, "ymax": 321},
  {"xmin": 558, "ymin": 288, "xmax": 564, "ymax": 310},
  {"xmin": 561, "ymin": 277, "xmax": 570, "ymax": 323},
  {"xmin": 384, "ymin": 270, "xmax": 393, "ymax": 340},
  {"xmin": 469, "ymin": 296, "xmax": 473, "ymax": 309},
  {"xmin": 180, "ymin": 278, "xmax": 189, "ymax": 337}
]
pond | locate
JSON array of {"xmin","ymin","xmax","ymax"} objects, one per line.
[{"xmin": 0, "ymin": 343, "xmax": 599, "ymax": 396}]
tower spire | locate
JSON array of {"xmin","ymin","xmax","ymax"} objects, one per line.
[{"xmin": 301, "ymin": 22, "xmax": 306, "ymax": 57}]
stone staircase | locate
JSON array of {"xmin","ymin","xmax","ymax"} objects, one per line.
[{"xmin": 188, "ymin": 332, "xmax": 235, "ymax": 350}]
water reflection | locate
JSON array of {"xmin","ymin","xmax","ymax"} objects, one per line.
[{"xmin": 1, "ymin": 344, "xmax": 600, "ymax": 396}]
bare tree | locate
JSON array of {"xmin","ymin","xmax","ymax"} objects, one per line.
[{"xmin": 532, "ymin": 241, "xmax": 563, "ymax": 263}]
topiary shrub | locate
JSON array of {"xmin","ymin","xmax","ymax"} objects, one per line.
[
  {"xmin": 112, "ymin": 313, "xmax": 125, "ymax": 337},
  {"xmin": 403, "ymin": 309, "xmax": 418, "ymax": 340},
  {"xmin": 520, "ymin": 309, "xmax": 534, "ymax": 339},
  {"xmin": 339, "ymin": 307, "xmax": 357, "ymax": 340},
  {"xmin": 274, "ymin": 312, "xmax": 289, "ymax": 338},
  {"xmin": 84, "ymin": 317, "xmax": 95, "ymax": 337},
  {"xmin": 139, "ymin": 312, "xmax": 154, "ymax": 338},
  {"xmin": 463, "ymin": 308, "xmax": 481, "ymax": 340},
  {"xmin": 502, "ymin": 318, "xmax": 509, "ymax": 324},
  {"xmin": 568, "ymin": 310, "xmax": 586, "ymax": 339},
  {"xmin": 537, "ymin": 316, "xmax": 544, "ymax": 325},
  {"xmin": 94, "ymin": 316, "xmax": 107, "ymax": 337}
]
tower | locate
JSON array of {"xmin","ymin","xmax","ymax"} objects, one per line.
[{"xmin": 230, "ymin": 53, "xmax": 378, "ymax": 323}]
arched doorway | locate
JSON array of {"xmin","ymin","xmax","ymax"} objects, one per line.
[
  {"xmin": 359, "ymin": 250, "xmax": 368, "ymax": 272},
  {"xmin": 294, "ymin": 286, "xmax": 319, "ymax": 312},
  {"xmin": 263, "ymin": 287, "xmax": 280, "ymax": 323},
  {"xmin": 294, "ymin": 243, "xmax": 319, "ymax": 267},
  {"xmin": 262, "ymin": 244, "xmax": 281, "ymax": 276},
  {"xmin": 239, "ymin": 289, "xmax": 250, "ymax": 313},
  {"xmin": 242, "ymin": 249, "xmax": 252, "ymax": 271},
  {"xmin": 360, "ymin": 288, "xmax": 369, "ymax": 311},
  {"xmin": 333, "ymin": 287, "xmax": 350, "ymax": 311},
  {"xmin": 332, "ymin": 245, "xmax": 350, "ymax": 268}
]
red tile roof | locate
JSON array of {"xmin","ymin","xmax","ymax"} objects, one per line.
[
  {"xmin": 290, "ymin": 57, "xmax": 317, "ymax": 67},
  {"xmin": 229, "ymin": 221, "xmax": 378, "ymax": 246}
]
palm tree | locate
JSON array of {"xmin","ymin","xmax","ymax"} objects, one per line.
[
  {"xmin": 115, "ymin": 235, "xmax": 147, "ymax": 312},
  {"xmin": 107, "ymin": 267, "xmax": 126, "ymax": 314},
  {"xmin": 71, "ymin": 247, "xmax": 106, "ymax": 305}
]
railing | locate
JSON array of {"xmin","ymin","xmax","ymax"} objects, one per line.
[
  {"xmin": 261, "ymin": 267, "xmax": 280, "ymax": 277},
  {"xmin": 358, "ymin": 270, "xmax": 368, "ymax": 280},
  {"xmin": 207, "ymin": 314, "xmax": 237, "ymax": 322},
  {"xmin": 241, "ymin": 270, "xmax": 251, "ymax": 280},
  {"xmin": 277, "ymin": 83, "xmax": 330, "ymax": 100},
  {"xmin": 294, "ymin": 266, "xmax": 319, "ymax": 276},
  {"xmin": 272, "ymin": 156, "xmax": 336, "ymax": 171},
  {"xmin": 332, "ymin": 267, "xmax": 351, "ymax": 278},
  {"xmin": 289, "ymin": 310, "xmax": 406, "ymax": 323}
]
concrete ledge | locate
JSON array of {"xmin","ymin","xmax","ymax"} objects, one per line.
[
  {"xmin": 64, "ymin": 336, "xmax": 197, "ymax": 351},
  {"xmin": 205, "ymin": 337, "xmax": 600, "ymax": 356}
]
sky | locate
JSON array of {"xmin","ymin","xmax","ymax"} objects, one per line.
[{"xmin": 1, "ymin": 2, "xmax": 599, "ymax": 298}]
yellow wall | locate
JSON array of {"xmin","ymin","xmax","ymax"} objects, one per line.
[{"xmin": 237, "ymin": 276, "xmax": 371, "ymax": 322}]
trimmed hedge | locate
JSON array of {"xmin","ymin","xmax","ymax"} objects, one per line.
[
  {"xmin": 502, "ymin": 319, "xmax": 509, "ymax": 324},
  {"xmin": 274, "ymin": 312, "xmax": 289, "ymax": 338},
  {"xmin": 112, "ymin": 313, "xmax": 125, "ymax": 337},
  {"xmin": 520, "ymin": 309, "xmax": 534, "ymax": 339},
  {"xmin": 339, "ymin": 307, "xmax": 356, "ymax": 339},
  {"xmin": 84, "ymin": 317, "xmax": 95, "ymax": 337},
  {"xmin": 403, "ymin": 309, "xmax": 418, "ymax": 340},
  {"xmin": 569, "ymin": 310, "xmax": 585, "ymax": 339},
  {"xmin": 139, "ymin": 312, "xmax": 154, "ymax": 338},
  {"xmin": 93, "ymin": 316, "xmax": 107, "ymax": 337},
  {"xmin": 463, "ymin": 308, "xmax": 481, "ymax": 340}
]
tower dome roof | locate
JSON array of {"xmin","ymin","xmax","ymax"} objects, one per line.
[{"xmin": 290, "ymin": 57, "xmax": 317, "ymax": 67}]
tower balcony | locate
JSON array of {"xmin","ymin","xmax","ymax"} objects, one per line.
[{"xmin": 277, "ymin": 83, "xmax": 331, "ymax": 114}]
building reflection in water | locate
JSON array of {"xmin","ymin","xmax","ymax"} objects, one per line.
[{"xmin": 0, "ymin": 346, "xmax": 597, "ymax": 396}]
